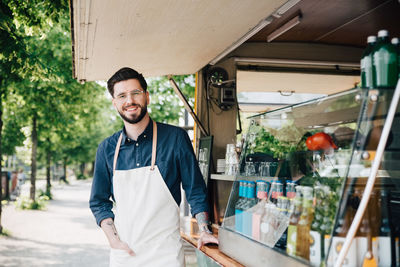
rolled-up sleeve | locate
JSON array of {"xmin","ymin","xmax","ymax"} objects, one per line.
[
  {"xmin": 89, "ymin": 142, "xmax": 115, "ymax": 226},
  {"xmin": 178, "ymin": 130, "xmax": 209, "ymax": 216}
]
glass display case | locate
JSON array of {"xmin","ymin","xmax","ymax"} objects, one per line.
[{"xmin": 219, "ymin": 86, "xmax": 400, "ymax": 267}]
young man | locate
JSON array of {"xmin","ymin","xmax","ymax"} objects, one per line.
[{"xmin": 90, "ymin": 67, "xmax": 218, "ymax": 266}]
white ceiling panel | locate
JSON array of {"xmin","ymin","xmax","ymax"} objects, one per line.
[
  {"xmin": 72, "ymin": 0, "xmax": 286, "ymax": 81},
  {"xmin": 237, "ymin": 70, "xmax": 360, "ymax": 95}
]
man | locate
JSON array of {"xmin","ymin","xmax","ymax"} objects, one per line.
[{"xmin": 90, "ymin": 67, "xmax": 218, "ymax": 266}]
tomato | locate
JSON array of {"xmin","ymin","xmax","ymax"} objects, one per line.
[
  {"xmin": 306, "ymin": 132, "xmax": 338, "ymax": 151},
  {"xmin": 306, "ymin": 136, "xmax": 317, "ymax": 150}
]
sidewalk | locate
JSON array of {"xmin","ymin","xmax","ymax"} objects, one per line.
[{"xmin": 0, "ymin": 179, "xmax": 109, "ymax": 267}]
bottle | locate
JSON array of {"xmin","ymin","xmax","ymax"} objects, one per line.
[
  {"xmin": 269, "ymin": 181, "xmax": 277, "ymax": 204},
  {"xmin": 378, "ymin": 189, "xmax": 395, "ymax": 267},
  {"xmin": 296, "ymin": 186, "xmax": 314, "ymax": 260},
  {"xmin": 309, "ymin": 185, "xmax": 326, "ymax": 266},
  {"xmin": 361, "ymin": 36, "xmax": 377, "ymax": 88},
  {"xmin": 242, "ymin": 181, "xmax": 257, "ymax": 237},
  {"xmin": 276, "ymin": 180, "xmax": 284, "ymax": 200},
  {"xmin": 391, "ymin": 37, "xmax": 400, "ymax": 80},
  {"xmin": 260, "ymin": 203, "xmax": 275, "ymax": 246},
  {"xmin": 275, "ymin": 196, "xmax": 289, "ymax": 250},
  {"xmin": 372, "ymin": 30, "xmax": 398, "ymax": 88},
  {"xmin": 235, "ymin": 181, "xmax": 246, "ymax": 233},
  {"xmin": 330, "ymin": 190, "xmax": 358, "ymax": 267},
  {"xmin": 286, "ymin": 186, "xmax": 303, "ymax": 256},
  {"xmin": 252, "ymin": 181, "xmax": 268, "ymax": 241}
]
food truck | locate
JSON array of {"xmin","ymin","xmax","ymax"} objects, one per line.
[{"xmin": 70, "ymin": 0, "xmax": 400, "ymax": 266}]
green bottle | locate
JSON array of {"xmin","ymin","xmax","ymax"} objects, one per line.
[
  {"xmin": 372, "ymin": 30, "xmax": 398, "ymax": 89},
  {"xmin": 361, "ymin": 36, "xmax": 377, "ymax": 89},
  {"xmin": 391, "ymin": 37, "xmax": 400, "ymax": 80}
]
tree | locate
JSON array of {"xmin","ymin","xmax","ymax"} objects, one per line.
[{"xmin": 147, "ymin": 75, "xmax": 195, "ymax": 124}]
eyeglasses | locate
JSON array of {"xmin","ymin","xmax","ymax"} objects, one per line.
[{"xmin": 115, "ymin": 90, "xmax": 145, "ymax": 102}]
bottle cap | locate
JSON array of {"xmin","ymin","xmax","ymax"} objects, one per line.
[
  {"xmin": 378, "ymin": 30, "xmax": 389, "ymax": 38},
  {"xmin": 367, "ymin": 36, "xmax": 376, "ymax": 43},
  {"xmin": 392, "ymin": 37, "xmax": 399, "ymax": 45}
]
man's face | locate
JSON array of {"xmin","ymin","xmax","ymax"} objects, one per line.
[{"xmin": 112, "ymin": 79, "xmax": 150, "ymax": 124}]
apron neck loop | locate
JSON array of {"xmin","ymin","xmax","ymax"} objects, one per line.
[
  {"xmin": 113, "ymin": 120, "xmax": 158, "ymax": 175},
  {"xmin": 113, "ymin": 133, "xmax": 123, "ymax": 176},
  {"xmin": 150, "ymin": 121, "xmax": 157, "ymax": 171}
]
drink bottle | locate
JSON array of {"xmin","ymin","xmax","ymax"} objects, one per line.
[
  {"xmin": 361, "ymin": 36, "xmax": 377, "ymax": 88},
  {"xmin": 378, "ymin": 189, "xmax": 396, "ymax": 267},
  {"xmin": 391, "ymin": 37, "xmax": 400, "ymax": 80},
  {"xmin": 296, "ymin": 186, "xmax": 314, "ymax": 260},
  {"xmin": 372, "ymin": 30, "xmax": 398, "ymax": 88},
  {"xmin": 242, "ymin": 181, "xmax": 257, "ymax": 237},
  {"xmin": 287, "ymin": 186, "xmax": 303, "ymax": 256},
  {"xmin": 235, "ymin": 181, "xmax": 246, "ymax": 233},
  {"xmin": 252, "ymin": 180, "xmax": 268, "ymax": 240}
]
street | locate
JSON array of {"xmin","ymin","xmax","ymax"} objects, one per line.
[{"xmin": 0, "ymin": 179, "xmax": 110, "ymax": 267}]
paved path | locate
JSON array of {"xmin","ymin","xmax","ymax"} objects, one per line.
[{"xmin": 0, "ymin": 179, "xmax": 109, "ymax": 267}]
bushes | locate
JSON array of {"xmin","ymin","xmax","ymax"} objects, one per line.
[{"xmin": 14, "ymin": 195, "xmax": 49, "ymax": 210}]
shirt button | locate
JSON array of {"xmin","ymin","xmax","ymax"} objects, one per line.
[
  {"xmin": 144, "ymin": 135, "xmax": 146, "ymax": 138},
  {"xmin": 136, "ymin": 143, "xmax": 139, "ymax": 147},
  {"xmin": 136, "ymin": 163, "xmax": 140, "ymax": 166}
]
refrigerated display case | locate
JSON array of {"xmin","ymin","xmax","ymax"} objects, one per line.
[{"xmin": 219, "ymin": 84, "xmax": 400, "ymax": 267}]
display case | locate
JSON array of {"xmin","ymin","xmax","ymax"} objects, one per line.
[{"xmin": 219, "ymin": 86, "xmax": 400, "ymax": 267}]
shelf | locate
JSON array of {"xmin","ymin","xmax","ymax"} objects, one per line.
[{"xmin": 210, "ymin": 174, "xmax": 235, "ymax": 181}]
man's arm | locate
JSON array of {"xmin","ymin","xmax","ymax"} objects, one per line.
[
  {"xmin": 195, "ymin": 212, "xmax": 219, "ymax": 249},
  {"xmin": 176, "ymin": 130, "xmax": 218, "ymax": 248},
  {"xmin": 100, "ymin": 218, "xmax": 135, "ymax": 255}
]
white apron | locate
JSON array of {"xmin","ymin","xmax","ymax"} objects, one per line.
[{"xmin": 110, "ymin": 121, "xmax": 184, "ymax": 267}]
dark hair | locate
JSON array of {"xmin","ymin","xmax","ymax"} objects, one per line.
[{"xmin": 107, "ymin": 67, "xmax": 147, "ymax": 97}]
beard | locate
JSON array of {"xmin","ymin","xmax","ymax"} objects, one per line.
[{"xmin": 118, "ymin": 102, "xmax": 148, "ymax": 124}]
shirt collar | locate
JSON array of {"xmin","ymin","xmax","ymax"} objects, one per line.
[{"xmin": 121, "ymin": 118, "xmax": 153, "ymax": 145}]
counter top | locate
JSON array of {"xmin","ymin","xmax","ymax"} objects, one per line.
[{"xmin": 180, "ymin": 228, "xmax": 244, "ymax": 267}]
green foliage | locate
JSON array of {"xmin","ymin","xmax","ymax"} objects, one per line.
[
  {"xmin": 0, "ymin": 228, "xmax": 11, "ymax": 236},
  {"xmin": 77, "ymin": 174, "xmax": 88, "ymax": 180},
  {"xmin": 147, "ymin": 75, "xmax": 195, "ymax": 124},
  {"xmin": 38, "ymin": 187, "xmax": 52, "ymax": 200},
  {"xmin": 14, "ymin": 195, "xmax": 49, "ymax": 210},
  {"xmin": 249, "ymin": 127, "xmax": 298, "ymax": 159}
]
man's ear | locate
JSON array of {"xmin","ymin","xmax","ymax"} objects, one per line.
[{"xmin": 146, "ymin": 91, "xmax": 150, "ymax": 104}]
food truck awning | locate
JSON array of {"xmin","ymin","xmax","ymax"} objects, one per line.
[{"xmin": 71, "ymin": 0, "xmax": 287, "ymax": 81}]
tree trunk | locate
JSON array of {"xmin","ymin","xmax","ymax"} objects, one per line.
[
  {"xmin": 46, "ymin": 140, "xmax": 51, "ymax": 191},
  {"xmin": 0, "ymin": 83, "xmax": 3, "ymax": 234},
  {"xmin": 79, "ymin": 162, "xmax": 85, "ymax": 176},
  {"xmin": 30, "ymin": 114, "xmax": 38, "ymax": 201},
  {"xmin": 63, "ymin": 157, "xmax": 67, "ymax": 180},
  {"xmin": 90, "ymin": 160, "xmax": 95, "ymax": 177}
]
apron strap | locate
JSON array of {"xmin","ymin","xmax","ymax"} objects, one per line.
[
  {"xmin": 113, "ymin": 133, "xmax": 123, "ymax": 176},
  {"xmin": 150, "ymin": 121, "xmax": 157, "ymax": 171},
  {"xmin": 112, "ymin": 120, "xmax": 158, "ymax": 175}
]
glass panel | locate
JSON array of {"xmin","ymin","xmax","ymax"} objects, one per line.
[{"xmin": 222, "ymin": 87, "xmax": 400, "ymax": 266}]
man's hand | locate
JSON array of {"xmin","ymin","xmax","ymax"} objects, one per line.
[
  {"xmin": 197, "ymin": 231, "xmax": 219, "ymax": 249},
  {"xmin": 111, "ymin": 240, "xmax": 135, "ymax": 256}
]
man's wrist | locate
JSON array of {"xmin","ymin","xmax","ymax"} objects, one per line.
[
  {"xmin": 195, "ymin": 212, "xmax": 212, "ymax": 234},
  {"xmin": 199, "ymin": 224, "xmax": 212, "ymax": 234}
]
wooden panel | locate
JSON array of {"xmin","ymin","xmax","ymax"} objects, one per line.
[{"xmin": 249, "ymin": 0, "xmax": 400, "ymax": 47}]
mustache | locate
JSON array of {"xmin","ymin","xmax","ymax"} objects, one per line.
[{"xmin": 123, "ymin": 104, "xmax": 142, "ymax": 110}]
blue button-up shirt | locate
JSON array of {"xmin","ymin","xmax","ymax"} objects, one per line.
[{"xmin": 89, "ymin": 119, "xmax": 209, "ymax": 226}]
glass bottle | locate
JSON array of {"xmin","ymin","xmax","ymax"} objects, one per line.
[
  {"xmin": 242, "ymin": 181, "xmax": 257, "ymax": 237},
  {"xmin": 252, "ymin": 181, "xmax": 268, "ymax": 241},
  {"xmin": 391, "ymin": 37, "xmax": 400, "ymax": 80},
  {"xmin": 378, "ymin": 189, "xmax": 395, "ymax": 267},
  {"xmin": 275, "ymin": 196, "xmax": 289, "ymax": 250},
  {"xmin": 296, "ymin": 186, "xmax": 314, "ymax": 260},
  {"xmin": 235, "ymin": 181, "xmax": 246, "ymax": 233},
  {"xmin": 361, "ymin": 35, "xmax": 377, "ymax": 88},
  {"xmin": 372, "ymin": 30, "xmax": 398, "ymax": 88},
  {"xmin": 286, "ymin": 186, "xmax": 303, "ymax": 256}
]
